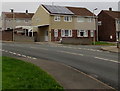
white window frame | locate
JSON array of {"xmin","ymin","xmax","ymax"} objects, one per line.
[
  {"xmin": 90, "ymin": 30, "xmax": 94, "ymax": 37},
  {"xmin": 77, "ymin": 17, "xmax": 85, "ymax": 22},
  {"xmin": 64, "ymin": 16, "xmax": 72, "ymax": 22},
  {"xmin": 54, "ymin": 16, "xmax": 61, "ymax": 21},
  {"xmin": 87, "ymin": 18, "xmax": 93, "ymax": 22},
  {"xmin": 77, "ymin": 30, "xmax": 88, "ymax": 37},
  {"xmin": 84, "ymin": 30, "xmax": 88, "ymax": 37},
  {"xmin": 61, "ymin": 29, "xmax": 72, "ymax": 37},
  {"xmin": 54, "ymin": 29, "xmax": 58, "ymax": 37}
]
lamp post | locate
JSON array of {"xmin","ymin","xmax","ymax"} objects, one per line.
[
  {"xmin": 10, "ymin": 8, "xmax": 14, "ymax": 41},
  {"xmin": 93, "ymin": 8, "xmax": 98, "ymax": 45}
]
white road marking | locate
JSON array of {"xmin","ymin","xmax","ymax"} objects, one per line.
[
  {"xmin": 32, "ymin": 57, "xmax": 37, "ymax": 60},
  {"xmin": 21, "ymin": 55, "xmax": 26, "ymax": 57},
  {"xmin": 31, "ymin": 47, "xmax": 48, "ymax": 50},
  {"xmin": 2, "ymin": 49, "xmax": 37, "ymax": 60},
  {"xmin": 9, "ymin": 51, "xmax": 14, "ymax": 54},
  {"xmin": 4, "ymin": 50, "xmax": 8, "ymax": 52},
  {"xmin": 13, "ymin": 52, "xmax": 16, "ymax": 55},
  {"xmin": 59, "ymin": 51, "xmax": 84, "ymax": 56},
  {"xmin": 17, "ymin": 53, "xmax": 22, "ymax": 56},
  {"xmin": 94, "ymin": 57, "xmax": 119, "ymax": 63},
  {"xmin": 27, "ymin": 56, "xmax": 32, "ymax": 59}
]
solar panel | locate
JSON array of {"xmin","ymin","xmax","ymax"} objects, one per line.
[{"xmin": 43, "ymin": 5, "xmax": 74, "ymax": 15}]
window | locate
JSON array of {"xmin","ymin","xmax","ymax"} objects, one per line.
[
  {"xmin": 16, "ymin": 19, "xmax": 21, "ymax": 22},
  {"xmin": 87, "ymin": 18, "xmax": 93, "ymax": 22},
  {"xmin": 98, "ymin": 21, "xmax": 102, "ymax": 26},
  {"xmin": 77, "ymin": 30, "xmax": 88, "ymax": 37},
  {"xmin": 54, "ymin": 29, "xmax": 58, "ymax": 37},
  {"xmin": 84, "ymin": 30, "xmax": 88, "ymax": 37},
  {"xmin": 54, "ymin": 16, "xmax": 61, "ymax": 21},
  {"xmin": 117, "ymin": 20, "xmax": 120, "ymax": 24},
  {"xmin": 61, "ymin": 29, "xmax": 72, "ymax": 37},
  {"xmin": 25, "ymin": 20, "xmax": 29, "ymax": 23},
  {"xmin": 90, "ymin": 30, "xmax": 94, "ymax": 37},
  {"xmin": 64, "ymin": 16, "xmax": 72, "ymax": 22},
  {"xmin": 77, "ymin": 17, "xmax": 84, "ymax": 22}
]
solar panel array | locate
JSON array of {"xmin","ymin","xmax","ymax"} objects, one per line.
[{"xmin": 43, "ymin": 5, "xmax": 74, "ymax": 15}]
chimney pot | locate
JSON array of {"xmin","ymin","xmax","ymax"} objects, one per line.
[
  {"xmin": 26, "ymin": 10, "xmax": 28, "ymax": 13},
  {"xmin": 109, "ymin": 8, "xmax": 112, "ymax": 11},
  {"xmin": 10, "ymin": 9, "xmax": 14, "ymax": 13}
]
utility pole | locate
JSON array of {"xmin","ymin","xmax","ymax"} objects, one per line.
[
  {"xmin": 93, "ymin": 8, "xmax": 98, "ymax": 45},
  {"xmin": 10, "ymin": 8, "xmax": 14, "ymax": 41}
]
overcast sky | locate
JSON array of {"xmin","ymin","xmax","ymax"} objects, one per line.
[{"xmin": 0, "ymin": 0, "xmax": 120, "ymax": 16}]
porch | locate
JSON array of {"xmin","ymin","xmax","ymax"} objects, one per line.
[{"xmin": 35, "ymin": 25, "xmax": 49, "ymax": 42}]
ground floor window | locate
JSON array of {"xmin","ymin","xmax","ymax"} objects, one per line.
[
  {"xmin": 54, "ymin": 29, "xmax": 58, "ymax": 37},
  {"xmin": 77, "ymin": 30, "xmax": 88, "ymax": 37},
  {"xmin": 116, "ymin": 32, "xmax": 120, "ymax": 41},
  {"xmin": 90, "ymin": 30, "xmax": 94, "ymax": 37},
  {"xmin": 61, "ymin": 29, "xmax": 72, "ymax": 37}
]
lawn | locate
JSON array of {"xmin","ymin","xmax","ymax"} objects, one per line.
[
  {"xmin": 92, "ymin": 41, "xmax": 116, "ymax": 45},
  {"xmin": 2, "ymin": 56, "xmax": 64, "ymax": 90}
]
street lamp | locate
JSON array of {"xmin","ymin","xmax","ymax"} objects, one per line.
[
  {"xmin": 10, "ymin": 8, "xmax": 14, "ymax": 41},
  {"xmin": 93, "ymin": 8, "xmax": 98, "ymax": 45}
]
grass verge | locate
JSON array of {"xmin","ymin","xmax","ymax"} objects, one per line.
[
  {"xmin": 92, "ymin": 41, "xmax": 116, "ymax": 45},
  {"xmin": 2, "ymin": 56, "xmax": 63, "ymax": 90}
]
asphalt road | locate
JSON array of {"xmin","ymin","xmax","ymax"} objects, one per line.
[{"xmin": 1, "ymin": 42, "xmax": 119, "ymax": 89}]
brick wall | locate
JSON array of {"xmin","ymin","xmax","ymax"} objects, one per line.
[
  {"xmin": 0, "ymin": 31, "xmax": 13, "ymax": 41},
  {"xmin": 14, "ymin": 34, "xmax": 34, "ymax": 42},
  {"xmin": 51, "ymin": 29, "xmax": 95, "ymax": 44},
  {"xmin": 62, "ymin": 38, "xmax": 93, "ymax": 45}
]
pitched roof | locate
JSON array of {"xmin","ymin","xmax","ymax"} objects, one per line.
[
  {"xmin": 2, "ymin": 12, "xmax": 34, "ymax": 18},
  {"xmin": 66, "ymin": 7, "xmax": 94, "ymax": 16},
  {"xmin": 103, "ymin": 10, "xmax": 120, "ymax": 19},
  {"xmin": 42, "ymin": 5, "xmax": 74, "ymax": 15}
]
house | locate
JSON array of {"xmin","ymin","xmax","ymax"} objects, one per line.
[
  {"xmin": 98, "ymin": 8, "xmax": 120, "ymax": 42},
  {"xmin": 32, "ymin": 5, "xmax": 96, "ymax": 44},
  {"xmin": 1, "ymin": 10, "xmax": 34, "ymax": 37},
  {"xmin": 0, "ymin": 16, "xmax": 2, "ymax": 31}
]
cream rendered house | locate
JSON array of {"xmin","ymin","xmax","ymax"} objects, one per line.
[{"xmin": 32, "ymin": 5, "xmax": 96, "ymax": 44}]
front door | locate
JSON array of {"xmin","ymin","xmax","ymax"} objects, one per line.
[{"xmin": 45, "ymin": 30, "xmax": 48, "ymax": 41}]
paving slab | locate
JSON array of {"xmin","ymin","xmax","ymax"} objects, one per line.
[{"xmin": 101, "ymin": 46, "xmax": 119, "ymax": 53}]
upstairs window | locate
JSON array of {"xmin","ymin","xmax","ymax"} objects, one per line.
[
  {"xmin": 77, "ymin": 17, "xmax": 85, "ymax": 22},
  {"xmin": 77, "ymin": 30, "xmax": 88, "ymax": 37},
  {"xmin": 54, "ymin": 16, "xmax": 61, "ymax": 21},
  {"xmin": 64, "ymin": 16, "xmax": 72, "ymax": 22},
  {"xmin": 61, "ymin": 29, "xmax": 72, "ymax": 37},
  {"xmin": 87, "ymin": 18, "xmax": 93, "ymax": 22}
]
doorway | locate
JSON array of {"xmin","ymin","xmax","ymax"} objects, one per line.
[{"xmin": 44, "ymin": 30, "xmax": 48, "ymax": 41}]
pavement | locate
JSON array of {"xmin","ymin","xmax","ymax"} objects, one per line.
[
  {"xmin": 4, "ymin": 54, "xmax": 115, "ymax": 90},
  {"xmin": 101, "ymin": 46, "xmax": 119, "ymax": 53}
]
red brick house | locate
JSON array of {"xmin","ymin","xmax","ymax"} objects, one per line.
[{"xmin": 98, "ymin": 8, "xmax": 120, "ymax": 42}]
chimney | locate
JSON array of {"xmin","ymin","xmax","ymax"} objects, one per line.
[
  {"xmin": 26, "ymin": 10, "xmax": 28, "ymax": 14},
  {"xmin": 10, "ymin": 9, "xmax": 14, "ymax": 13},
  {"xmin": 109, "ymin": 8, "xmax": 112, "ymax": 11}
]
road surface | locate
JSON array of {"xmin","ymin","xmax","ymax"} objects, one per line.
[{"xmin": 1, "ymin": 42, "xmax": 119, "ymax": 89}]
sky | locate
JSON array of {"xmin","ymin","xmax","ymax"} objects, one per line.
[{"xmin": 0, "ymin": 0, "xmax": 120, "ymax": 16}]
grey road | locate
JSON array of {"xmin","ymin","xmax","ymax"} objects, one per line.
[{"xmin": 1, "ymin": 42, "xmax": 119, "ymax": 89}]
